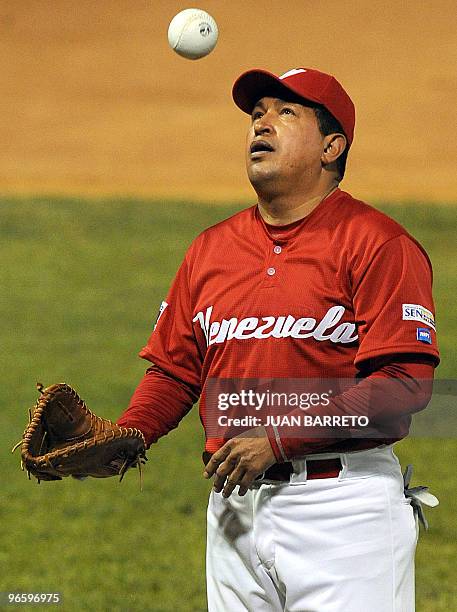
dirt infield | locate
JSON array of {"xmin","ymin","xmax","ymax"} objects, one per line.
[{"xmin": 1, "ymin": 0, "xmax": 456, "ymax": 202}]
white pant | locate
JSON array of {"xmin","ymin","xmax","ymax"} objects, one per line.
[{"xmin": 206, "ymin": 445, "xmax": 418, "ymax": 612}]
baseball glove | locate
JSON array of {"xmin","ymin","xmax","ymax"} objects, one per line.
[{"xmin": 13, "ymin": 383, "xmax": 147, "ymax": 485}]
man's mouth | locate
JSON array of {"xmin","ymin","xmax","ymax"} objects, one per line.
[{"xmin": 250, "ymin": 140, "xmax": 275, "ymax": 156}]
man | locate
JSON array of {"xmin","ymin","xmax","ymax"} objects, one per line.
[{"xmin": 117, "ymin": 67, "xmax": 439, "ymax": 611}]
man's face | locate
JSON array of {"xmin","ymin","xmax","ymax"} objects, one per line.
[{"xmin": 246, "ymin": 96, "xmax": 326, "ymax": 192}]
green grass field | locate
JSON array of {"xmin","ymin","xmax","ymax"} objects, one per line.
[{"xmin": 1, "ymin": 197, "xmax": 456, "ymax": 611}]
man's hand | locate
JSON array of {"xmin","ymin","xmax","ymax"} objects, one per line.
[{"xmin": 203, "ymin": 427, "xmax": 276, "ymax": 498}]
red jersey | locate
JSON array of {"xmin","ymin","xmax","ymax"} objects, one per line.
[{"xmin": 128, "ymin": 189, "xmax": 439, "ymax": 455}]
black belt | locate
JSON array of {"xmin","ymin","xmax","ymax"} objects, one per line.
[
  {"xmin": 258, "ymin": 458, "xmax": 342, "ymax": 481},
  {"xmin": 203, "ymin": 452, "xmax": 342, "ymax": 482}
]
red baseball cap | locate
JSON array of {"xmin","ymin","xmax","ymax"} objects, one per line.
[{"xmin": 232, "ymin": 67, "xmax": 355, "ymax": 146}]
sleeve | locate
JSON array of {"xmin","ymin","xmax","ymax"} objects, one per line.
[
  {"xmin": 116, "ymin": 248, "xmax": 204, "ymax": 446},
  {"xmin": 116, "ymin": 365, "xmax": 199, "ymax": 447},
  {"xmin": 351, "ymin": 234, "xmax": 439, "ymax": 365},
  {"xmin": 139, "ymin": 252, "xmax": 204, "ymax": 388},
  {"xmin": 266, "ymin": 356, "xmax": 435, "ymax": 462}
]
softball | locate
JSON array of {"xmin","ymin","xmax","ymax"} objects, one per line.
[{"xmin": 167, "ymin": 8, "xmax": 218, "ymax": 60}]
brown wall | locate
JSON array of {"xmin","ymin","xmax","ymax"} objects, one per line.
[{"xmin": 1, "ymin": 0, "xmax": 456, "ymax": 202}]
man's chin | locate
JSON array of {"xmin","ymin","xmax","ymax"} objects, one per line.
[{"xmin": 247, "ymin": 164, "xmax": 278, "ymax": 188}]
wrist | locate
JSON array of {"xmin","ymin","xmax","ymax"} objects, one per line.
[{"xmin": 264, "ymin": 424, "xmax": 288, "ymax": 462}]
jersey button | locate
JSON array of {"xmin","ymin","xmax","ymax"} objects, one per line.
[
  {"xmin": 273, "ymin": 245, "xmax": 282, "ymax": 254},
  {"xmin": 267, "ymin": 267, "xmax": 276, "ymax": 276}
]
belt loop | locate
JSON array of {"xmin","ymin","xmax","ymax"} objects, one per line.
[
  {"xmin": 291, "ymin": 459, "xmax": 307, "ymax": 483},
  {"xmin": 338, "ymin": 452, "xmax": 349, "ymax": 480}
]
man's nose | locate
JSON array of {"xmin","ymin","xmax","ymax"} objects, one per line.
[{"xmin": 254, "ymin": 114, "xmax": 273, "ymax": 136}]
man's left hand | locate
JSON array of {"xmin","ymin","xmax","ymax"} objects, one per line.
[{"xmin": 203, "ymin": 427, "xmax": 276, "ymax": 498}]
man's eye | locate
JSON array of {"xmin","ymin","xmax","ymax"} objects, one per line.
[
  {"xmin": 252, "ymin": 111, "xmax": 263, "ymax": 121},
  {"xmin": 281, "ymin": 107, "xmax": 295, "ymax": 116}
]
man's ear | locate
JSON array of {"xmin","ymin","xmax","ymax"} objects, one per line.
[{"xmin": 321, "ymin": 134, "xmax": 347, "ymax": 165}]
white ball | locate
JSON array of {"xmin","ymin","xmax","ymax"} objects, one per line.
[{"xmin": 168, "ymin": 8, "xmax": 218, "ymax": 60}]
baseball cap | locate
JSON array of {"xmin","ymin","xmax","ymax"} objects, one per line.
[{"xmin": 232, "ymin": 67, "xmax": 355, "ymax": 146}]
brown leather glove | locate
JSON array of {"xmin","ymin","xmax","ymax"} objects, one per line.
[{"xmin": 13, "ymin": 383, "xmax": 146, "ymax": 483}]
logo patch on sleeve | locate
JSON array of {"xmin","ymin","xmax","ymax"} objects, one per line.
[
  {"xmin": 154, "ymin": 300, "xmax": 168, "ymax": 329},
  {"xmin": 416, "ymin": 327, "xmax": 432, "ymax": 344},
  {"xmin": 402, "ymin": 303, "xmax": 436, "ymax": 331}
]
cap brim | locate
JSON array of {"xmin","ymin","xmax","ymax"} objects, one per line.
[{"xmin": 232, "ymin": 69, "xmax": 322, "ymax": 114}]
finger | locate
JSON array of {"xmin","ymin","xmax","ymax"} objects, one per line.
[
  {"xmin": 203, "ymin": 445, "xmax": 231, "ymax": 478},
  {"xmin": 212, "ymin": 455, "xmax": 238, "ymax": 492},
  {"xmin": 222, "ymin": 466, "xmax": 246, "ymax": 498},
  {"xmin": 237, "ymin": 471, "xmax": 257, "ymax": 496}
]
